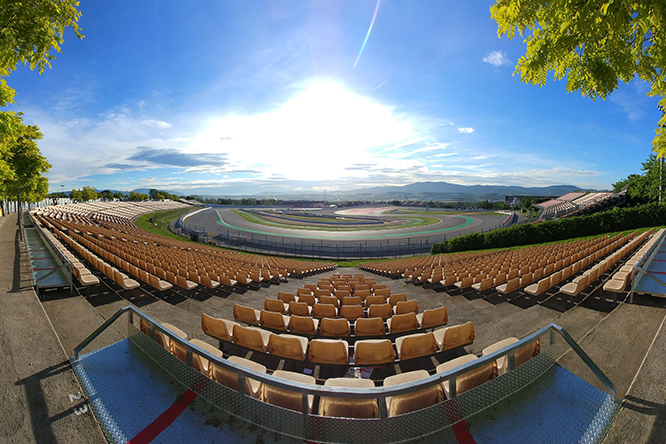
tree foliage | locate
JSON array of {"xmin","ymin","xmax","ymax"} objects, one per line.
[
  {"xmin": 613, "ymin": 153, "xmax": 666, "ymax": 202},
  {"xmin": 81, "ymin": 185, "xmax": 97, "ymax": 202},
  {"xmin": 491, "ymin": 0, "xmax": 666, "ymax": 155},
  {"xmin": 0, "ymin": 122, "xmax": 50, "ymax": 203}
]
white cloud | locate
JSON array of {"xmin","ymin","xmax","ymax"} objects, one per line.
[
  {"xmin": 458, "ymin": 127, "xmax": 475, "ymax": 134},
  {"xmin": 472, "ymin": 155, "xmax": 487, "ymax": 160},
  {"xmin": 143, "ymin": 119, "xmax": 172, "ymax": 129},
  {"xmin": 482, "ymin": 51, "xmax": 511, "ymax": 67}
]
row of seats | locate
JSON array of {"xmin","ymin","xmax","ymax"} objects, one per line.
[
  {"xmin": 38, "ymin": 225, "xmax": 99, "ymax": 287},
  {"xmin": 202, "ymin": 313, "xmax": 475, "ymax": 367},
  {"xmin": 266, "ymin": 296, "xmax": 418, "ymax": 316},
  {"xmin": 141, "ymin": 316, "xmax": 537, "ymax": 418},
  {"xmin": 604, "ymin": 229, "xmax": 663, "ymax": 293},
  {"xmin": 235, "ymin": 303, "xmax": 448, "ymax": 336}
]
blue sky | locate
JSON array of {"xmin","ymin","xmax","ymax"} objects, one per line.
[{"xmin": 7, "ymin": 1, "xmax": 661, "ymax": 196}]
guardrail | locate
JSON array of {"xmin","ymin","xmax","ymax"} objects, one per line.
[{"xmin": 73, "ymin": 306, "xmax": 618, "ymax": 442}]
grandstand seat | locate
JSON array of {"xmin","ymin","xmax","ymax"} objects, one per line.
[
  {"xmin": 388, "ymin": 293, "xmax": 407, "ymax": 306},
  {"xmin": 288, "ymin": 301, "xmax": 312, "ymax": 316},
  {"xmin": 213, "ymin": 356, "xmax": 266, "ymax": 398},
  {"xmin": 264, "ymin": 298, "xmax": 288, "ymax": 314},
  {"xmin": 335, "ymin": 289, "xmax": 351, "ymax": 300},
  {"xmin": 200, "ymin": 275, "xmax": 220, "ymax": 289},
  {"xmin": 561, "ymin": 274, "xmax": 590, "ymax": 295},
  {"xmin": 157, "ymin": 322, "xmax": 188, "ymax": 359},
  {"xmin": 496, "ymin": 277, "xmax": 520, "ymax": 294},
  {"xmin": 190, "ymin": 338, "xmax": 223, "ymax": 378},
  {"xmin": 368, "ymin": 303, "xmax": 392, "ymax": 319},
  {"xmin": 308, "ymin": 339, "xmax": 349, "ymax": 365},
  {"xmin": 416, "ymin": 307, "xmax": 448, "ymax": 329},
  {"xmin": 374, "ymin": 288, "xmax": 391, "ymax": 298},
  {"xmin": 524, "ymin": 278, "xmax": 550, "ymax": 296},
  {"xmin": 393, "ymin": 300, "xmax": 418, "ymax": 315},
  {"xmin": 232, "ymin": 325, "xmax": 272, "ymax": 353},
  {"xmin": 433, "ymin": 322, "xmax": 475, "ymax": 351},
  {"xmin": 340, "ymin": 304, "xmax": 364, "ymax": 321},
  {"xmin": 436, "ymin": 354, "xmax": 496, "ymax": 398},
  {"xmin": 471, "ymin": 277, "xmax": 495, "ymax": 292},
  {"xmin": 355, "ymin": 289, "xmax": 371, "ymax": 300},
  {"xmin": 342, "ymin": 296, "xmax": 362, "ymax": 306},
  {"xmin": 603, "ymin": 271, "xmax": 631, "ymax": 293},
  {"xmin": 233, "ymin": 304, "xmax": 261, "ymax": 325},
  {"xmin": 260, "ymin": 370, "xmax": 316, "ymax": 413},
  {"xmin": 482, "ymin": 337, "xmax": 540, "ymax": 375},
  {"xmin": 365, "ymin": 295, "xmax": 386, "ymax": 307},
  {"xmin": 267, "ymin": 334, "xmax": 309, "ymax": 361},
  {"xmin": 313, "ymin": 303, "xmax": 338, "ymax": 319},
  {"xmin": 319, "ymin": 295, "xmax": 340, "ymax": 308},
  {"xmin": 395, "ymin": 332, "xmax": 438, "ymax": 361},
  {"xmin": 148, "ymin": 273, "xmax": 172, "ymax": 291},
  {"xmin": 298, "ymin": 294, "xmax": 316, "ymax": 306},
  {"xmin": 354, "ymin": 339, "xmax": 396, "ymax": 365},
  {"xmin": 278, "ymin": 292, "xmax": 297, "ymax": 304},
  {"xmin": 384, "ymin": 370, "xmax": 443, "ymax": 417},
  {"xmin": 354, "ymin": 317, "xmax": 385, "ymax": 336},
  {"xmin": 201, "ymin": 313, "xmax": 239, "ymax": 342},
  {"xmin": 287, "ymin": 315, "xmax": 319, "ymax": 335},
  {"xmin": 320, "ymin": 318, "xmax": 351, "ymax": 337},
  {"xmin": 318, "ymin": 378, "xmax": 378, "ymax": 418},
  {"xmin": 315, "ymin": 288, "xmax": 332, "ymax": 298},
  {"xmin": 176, "ymin": 275, "xmax": 197, "ymax": 290},
  {"xmin": 386, "ymin": 313, "xmax": 419, "ymax": 334},
  {"xmin": 259, "ymin": 310, "xmax": 289, "ymax": 331}
]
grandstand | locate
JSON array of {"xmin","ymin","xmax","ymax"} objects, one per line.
[
  {"xmin": 536, "ymin": 190, "xmax": 626, "ymax": 220},
  {"xmin": 2, "ymin": 200, "xmax": 665, "ymax": 442}
]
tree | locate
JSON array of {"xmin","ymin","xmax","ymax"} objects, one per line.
[
  {"xmin": 0, "ymin": 1, "xmax": 83, "ymax": 185},
  {"xmin": 81, "ymin": 185, "xmax": 97, "ymax": 202},
  {"xmin": 614, "ymin": 154, "xmax": 666, "ymax": 203},
  {"xmin": 491, "ymin": 1, "xmax": 666, "ymax": 155},
  {"xmin": 70, "ymin": 188, "xmax": 82, "ymax": 202},
  {"xmin": 1, "ymin": 123, "xmax": 50, "ymax": 203}
]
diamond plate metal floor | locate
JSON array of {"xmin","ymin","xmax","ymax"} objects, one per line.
[
  {"xmin": 72, "ymin": 338, "xmax": 619, "ymax": 444},
  {"xmin": 71, "ymin": 339, "xmax": 297, "ymax": 444}
]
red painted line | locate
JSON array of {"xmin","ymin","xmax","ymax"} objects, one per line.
[
  {"xmin": 451, "ymin": 420, "xmax": 477, "ymax": 444},
  {"xmin": 31, "ymin": 267, "xmax": 58, "ymax": 271},
  {"xmin": 652, "ymin": 259, "xmax": 666, "ymax": 262},
  {"xmin": 648, "ymin": 270, "xmax": 666, "ymax": 275},
  {"xmin": 127, "ymin": 376, "xmax": 210, "ymax": 444}
]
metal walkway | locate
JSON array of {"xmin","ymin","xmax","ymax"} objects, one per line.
[{"xmin": 23, "ymin": 214, "xmax": 72, "ymax": 293}]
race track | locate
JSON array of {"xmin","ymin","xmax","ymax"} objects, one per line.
[{"xmin": 181, "ymin": 206, "xmax": 510, "ymax": 259}]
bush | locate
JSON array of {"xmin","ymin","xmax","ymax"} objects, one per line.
[{"xmin": 431, "ymin": 203, "xmax": 666, "ymax": 254}]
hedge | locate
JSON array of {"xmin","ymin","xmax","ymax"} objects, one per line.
[{"xmin": 431, "ymin": 203, "xmax": 666, "ymax": 254}]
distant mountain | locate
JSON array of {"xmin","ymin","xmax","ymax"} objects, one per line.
[{"xmin": 132, "ymin": 188, "xmax": 183, "ymax": 196}]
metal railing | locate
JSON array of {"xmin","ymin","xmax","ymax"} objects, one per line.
[
  {"xmin": 74, "ymin": 306, "xmax": 618, "ymax": 407},
  {"xmin": 630, "ymin": 229, "xmax": 666, "ymax": 302}
]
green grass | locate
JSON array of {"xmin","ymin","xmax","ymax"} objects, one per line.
[{"xmin": 135, "ymin": 208, "xmax": 199, "ymax": 242}]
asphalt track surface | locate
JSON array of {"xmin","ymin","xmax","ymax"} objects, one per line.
[{"xmin": 185, "ymin": 205, "xmax": 508, "ymax": 248}]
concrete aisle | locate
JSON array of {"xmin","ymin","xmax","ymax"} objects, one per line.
[{"xmin": 0, "ymin": 213, "xmax": 105, "ymax": 443}]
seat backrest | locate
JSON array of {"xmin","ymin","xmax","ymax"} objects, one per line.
[
  {"xmin": 264, "ymin": 298, "xmax": 286, "ymax": 314},
  {"xmin": 268, "ymin": 334, "xmax": 308, "ymax": 361},
  {"xmin": 288, "ymin": 301, "xmax": 310, "ymax": 316},
  {"xmin": 388, "ymin": 312, "xmax": 419, "ymax": 333},
  {"xmin": 201, "ymin": 313, "xmax": 238, "ymax": 342},
  {"xmin": 440, "ymin": 322, "xmax": 475, "ymax": 351},
  {"xmin": 355, "ymin": 289, "xmax": 371, "ymax": 300},
  {"xmin": 232, "ymin": 325, "xmax": 270, "ymax": 353},
  {"xmin": 374, "ymin": 288, "xmax": 390, "ymax": 297},
  {"xmin": 298, "ymin": 294, "xmax": 316, "ymax": 306},
  {"xmin": 259, "ymin": 310, "xmax": 288, "ymax": 331},
  {"xmin": 365, "ymin": 295, "xmax": 386, "ymax": 307},
  {"xmin": 354, "ymin": 339, "xmax": 395, "ymax": 365},
  {"xmin": 368, "ymin": 303, "xmax": 392, "ymax": 319},
  {"xmin": 288, "ymin": 315, "xmax": 318, "ymax": 335},
  {"xmin": 340, "ymin": 304, "xmax": 364, "ymax": 321},
  {"xmin": 420, "ymin": 306, "xmax": 448, "ymax": 329},
  {"xmin": 313, "ymin": 303, "xmax": 337, "ymax": 319},
  {"xmin": 320, "ymin": 318, "xmax": 351, "ymax": 337},
  {"xmin": 342, "ymin": 296, "xmax": 362, "ymax": 306},
  {"xmin": 278, "ymin": 291, "xmax": 296, "ymax": 303},
  {"xmin": 394, "ymin": 300, "xmax": 418, "ymax": 315},
  {"xmin": 383, "ymin": 370, "xmax": 442, "ymax": 417},
  {"xmin": 233, "ymin": 304, "xmax": 259, "ymax": 325},
  {"xmin": 296, "ymin": 288, "xmax": 311, "ymax": 298},
  {"xmin": 388, "ymin": 293, "xmax": 407, "ymax": 306},
  {"xmin": 315, "ymin": 288, "xmax": 331, "ymax": 297},
  {"xmin": 354, "ymin": 317, "xmax": 385, "ymax": 336},
  {"xmin": 397, "ymin": 333, "xmax": 438, "ymax": 360},
  {"xmin": 319, "ymin": 295, "xmax": 339, "ymax": 308},
  {"xmin": 308, "ymin": 339, "xmax": 349, "ymax": 365}
]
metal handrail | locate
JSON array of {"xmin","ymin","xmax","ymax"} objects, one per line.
[{"xmin": 73, "ymin": 306, "xmax": 619, "ymax": 418}]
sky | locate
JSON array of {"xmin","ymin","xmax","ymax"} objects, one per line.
[{"xmin": 6, "ymin": 1, "xmax": 662, "ymax": 196}]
